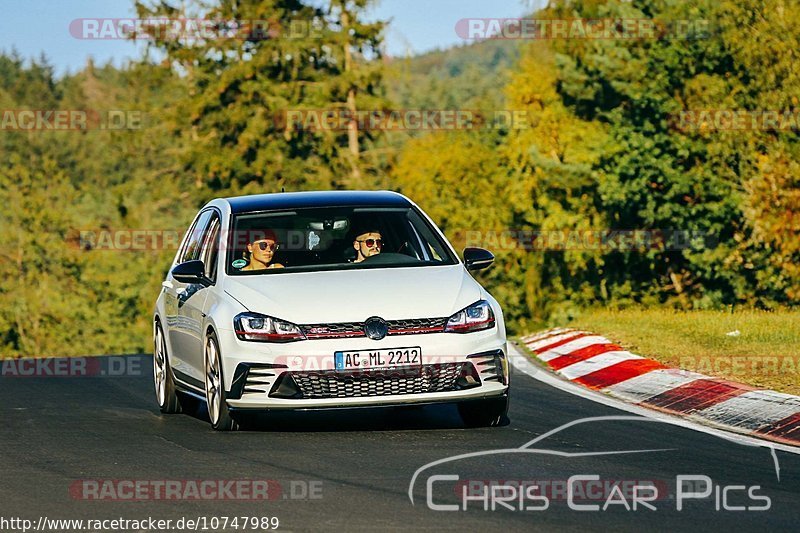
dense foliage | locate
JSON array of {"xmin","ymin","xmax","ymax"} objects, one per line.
[
  {"xmin": 394, "ymin": 0, "xmax": 800, "ymax": 326},
  {"xmin": 1, "ymin": 0, "xmax": 797, "ymax": 355}
]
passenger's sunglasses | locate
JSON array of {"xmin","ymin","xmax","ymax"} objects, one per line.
[
  {"xmin": 254, "ymin": 241, "xmax": 278, "ymax": 252},
  {"xmin": 357, "ymin": 238, "xmax": 382, "ymax": 248}
]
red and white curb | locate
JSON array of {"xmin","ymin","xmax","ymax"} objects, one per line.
[{"xmin": 520, "ymin": 328, "xmax": 800, "ymax": 447}]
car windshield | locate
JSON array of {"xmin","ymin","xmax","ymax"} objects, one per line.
[{"xmin": 226, "ymin": 206, "xmax": 458, "ymax": 274}]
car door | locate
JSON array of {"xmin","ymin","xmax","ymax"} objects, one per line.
[
  {"xmin": 181, "ymin": 213, "xmax": 222, "ymax": 378},
  {"xmin": 165, "ymin": 209, "xmax": 215, "ymax": 385}
]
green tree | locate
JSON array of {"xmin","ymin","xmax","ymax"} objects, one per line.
[
  {"xmin": 547, "ymin": 0, "xmax": 800, "ymax": 308},
  {"xmin": 0, "ymin": 151, "xmax": 92, "ymax": 355},
  {"xmin": 135, "ymin": 0, "xmax": 387, "ymax": 196}
]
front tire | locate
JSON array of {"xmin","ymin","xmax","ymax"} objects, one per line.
[
  {"xmin": 154, "ymin": 321, "xmax": 183, "ymax": 414},
  {"xmin": 458, "ymin": 394, "xmax": 509, "ymax": 428},
  {"xmin": 204, "ymin": 331, "xmax": 238, "ymax": 431}
]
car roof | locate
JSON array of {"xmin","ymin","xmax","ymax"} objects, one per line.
[{"xmin": 223, "ymin": 190, "xmax": 412, "ymax": 214}]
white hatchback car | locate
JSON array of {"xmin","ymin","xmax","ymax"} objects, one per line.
[{"xmin": 153, "ymin": 191, "xmax": 509, "ymax": 430}]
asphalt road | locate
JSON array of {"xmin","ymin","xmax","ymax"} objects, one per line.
[{"xmin": 1, "ymin": 355, "xmax": 799, "ymax": 532}]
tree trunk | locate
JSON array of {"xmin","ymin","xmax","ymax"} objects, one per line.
[{"xmin": 342, "ymin": 11, "xmax": 361, "ymax": 184}]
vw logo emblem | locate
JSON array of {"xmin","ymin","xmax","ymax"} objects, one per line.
[{"xmin": 363, "ymin": 317, "xmax": 389, "ymax": 340}]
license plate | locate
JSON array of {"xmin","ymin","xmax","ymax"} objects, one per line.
[{"xmin": 334, "ymin": 347, "xmax": 422, "ymax": 371}]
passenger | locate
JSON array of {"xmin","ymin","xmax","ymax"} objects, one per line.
[
  {"xmin": 352, "ymin": 229, "xmax": 382, "ymax": 263},
  {"xmin": 242, "ymin": 229, "xmax": 284, "ymax": 270}
]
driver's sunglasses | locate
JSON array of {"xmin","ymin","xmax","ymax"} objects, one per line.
[
  {"xmin": 358, "ymin": 238, "xmax": 382, "ymax": 248},
  {"xmin": 255, "ymin": 241, "xmax": 278, "ymax": 252}
]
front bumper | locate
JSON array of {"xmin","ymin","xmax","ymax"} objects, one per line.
[{"xmin": 216, "ymin": 329, "xmax": 509, "ymax": 410}]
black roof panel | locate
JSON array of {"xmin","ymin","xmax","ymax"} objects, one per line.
[{"xmin": 224, "ymin": 190, "xmax": 411, "ymax": 214}]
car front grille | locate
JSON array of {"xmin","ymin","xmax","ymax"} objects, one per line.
[
  {"xmin": 277, "ymin": 363, "xmax": 474, "ymax": 399},
  {"xmin": 387, "ymin": 317, "xmax": 448, "ymax": 334},
  {"xmin": 300, "ymin": 317, "xmax": 447, "ymax": 339}
]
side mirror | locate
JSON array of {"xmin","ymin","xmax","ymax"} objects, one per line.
[
  {"xmin": 171, "ymin": 260, "xmax": 210, "ymax": 286},
  {"xmin": 463, "ymin": 247, "xmax": 494, "ymax": 271}
]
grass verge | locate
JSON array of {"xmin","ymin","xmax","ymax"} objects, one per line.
[{"xmin": 564, "ymin": 308, "xmax": 800, "ymax": 396}]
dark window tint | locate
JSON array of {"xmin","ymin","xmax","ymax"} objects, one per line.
[{"xmin": 179, "ymin": 210, "xmax": 214, "ymax": 264}]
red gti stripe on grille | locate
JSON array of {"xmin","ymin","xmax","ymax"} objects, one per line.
[{"xmin": 303, "ymin": 326, "xmax": 445, "ymax": 339}]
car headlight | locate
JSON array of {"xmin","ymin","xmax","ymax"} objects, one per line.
[
  {"xmin": 234, "ymin": 312, "xmax": 306, "ymax": 342},
  {"xmin": 444, "ymin": 300, "xmax": 496, "ymax": 333}
]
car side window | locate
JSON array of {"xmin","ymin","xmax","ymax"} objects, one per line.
[
  {"xmin": 200, "ymin": 215, "xmax": 221, "ymax": 282},
  {"xmin": 179, "ymin": 210, "xmax": 214, "ymax": 264}
]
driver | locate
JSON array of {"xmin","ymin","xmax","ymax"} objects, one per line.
[{"xmin": 352, "ymin": 229, "xmax": 382, "ymax": 263}]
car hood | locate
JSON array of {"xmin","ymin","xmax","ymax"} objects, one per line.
[{"xmin": 223, "ymin": 265, "xmax": 481, "ymax": 323}]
